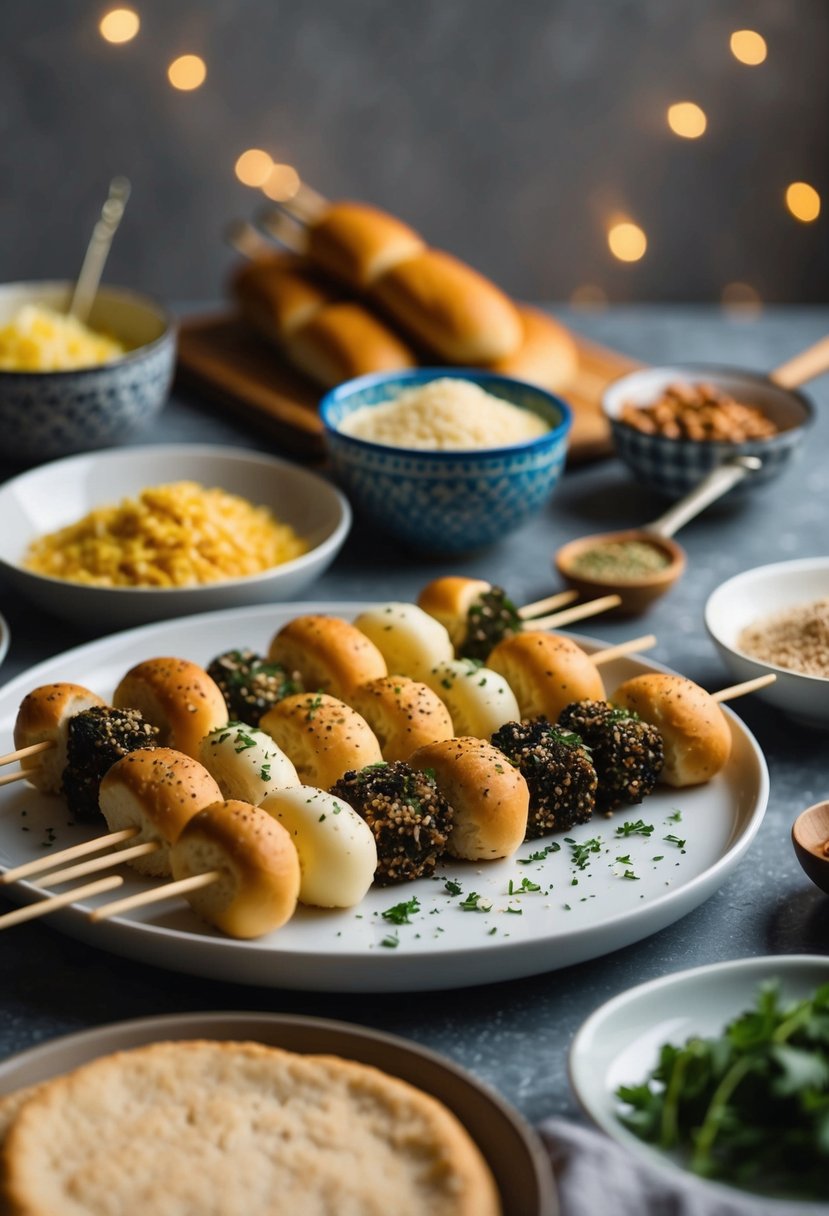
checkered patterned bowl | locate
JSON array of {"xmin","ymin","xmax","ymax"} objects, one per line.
[
  {"xmin": 320, "ymin": 369, "xmax": 572, "ymax": 553},
  {"xmin": 0, "ymin": 281, "xmax": 175, "ymax": 464},
  {"xmin": 603, "ymin": 364, "xmax": 814, "ymax": 500}
]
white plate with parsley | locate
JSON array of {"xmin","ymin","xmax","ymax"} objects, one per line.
[
  {"xmin": 0, "ymin": 602, "xmax": 769, "ymax": 992},
  {"xmin": 569, "ymin": 955, "xmax": 829, "ymax": 1209}
]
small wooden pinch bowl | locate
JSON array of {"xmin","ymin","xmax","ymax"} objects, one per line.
[
  {"xmin": 554, "ymin": 530, "xmax": 685, "ymax": 616},
  {"xmin": 792, "ymin": 800, "xmax": 829, "ymax": 894}
]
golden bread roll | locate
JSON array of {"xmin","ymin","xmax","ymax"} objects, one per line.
[
  {"xmin": 260, "ymin": 692, "xmax": 382, "ymax": 788},
  {"xmin": 260, "ymin": 785, "xmax": 377, "ymax": 908},
  {"xmin": 350, "ymin": 675, "xmax": 454, "ymax": 762},
  {"xmin": 233, "ymin": 253, "xmax": 338, "ymax": 340},
  {"xmin": 2, "ymin": 1041, "xmax": 501, "ymax": 1216},
  {"xmin": 99, "ymin": 747, "xmax": 223, "ymax": 876},
  {"xmin": 306, "ymin": 201, "xmax": 426, "ymax": 289},
  {"xmin": 268, "ymin": 614, "xmax": 388, "ymax": 703},
  {"xmin": 170, "ymin": 800, "xmax": 300, "ymax": 938},
  {"xmin": 12, "ymin": 683, "xmax": 106, "ymax": 793},
  {"xmin": 285, "ymin": 301, "xmax": 417, "ymax": 387},
  {"xmin": 370, "ymin": 248, "xmax": 522, "ymax": 363},
  {"xmin": 417, "ymin": 577, "xmax": 494, "ymax": 650},
  {"xmin": 487, "ymin": 632, "xmax": 605, "ymax": 721},
  {"xmin": 484, "ymin": 305, "xmax": 579, "ymax": 391},
  {"xmin": 612, "ymin": 673, "xmax": 732, "ymax": 787},
  {"xmin": 409, "ymin": 736, "xmax": 529, "ymax": 860},
  {"xmin": 113, "ymin": 658, "xmax": 228, "ymax": 759}
]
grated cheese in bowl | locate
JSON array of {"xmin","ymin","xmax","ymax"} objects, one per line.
[
  {"xmin": 23, "ymin": 481, "xmax": 308, "ymax": 588},
  {"xmin": 0, "ymin": 304, "xmax": 125, "ymax": 371}
]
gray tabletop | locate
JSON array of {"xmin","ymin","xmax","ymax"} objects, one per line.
[{"xmin": 0, "ymin": 305, "xmax": 827, "ymax": 1128}]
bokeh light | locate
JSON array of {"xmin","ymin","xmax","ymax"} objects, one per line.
[
  {"xmin": 785, "ymin": 182, "xmax": 821, "ymax": 223},
  {"xmin": 570, "ymin": 284, "xmax": 608, "ymax": 309},
  {"xmin": 99, "ymin": 8, "xmax": 140, "ymax": 44},
  {"xmin": 235, "ymin": 149, "xmax": 273, "ymax": 188},
  {"xmin": 168, "ymin": 55, "xmax": 207, "ymax": 91},
  {"xmin": 667, "ymin": 102, "xmax": 707, "ymax": 139},
  {"xmin": 730, "ymin": 30, "xmax": 767, "ymax": 65},
  {"xmin": 262, "ymin": 164, "xmax": 301, "ymax": 202},
  {"xmin": 607, "ymin": 222, "xmax": 647, "ymax": 263},
  {"xmin": 722, "ymin": 282, "xmax": 762, "ymax": 313}
]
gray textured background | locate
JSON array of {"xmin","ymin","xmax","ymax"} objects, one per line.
[{"xmin": 1, "ymin": 0, "xmax": 827, "ymax": 303}]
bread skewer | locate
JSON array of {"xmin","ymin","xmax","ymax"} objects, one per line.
[
  {"xmin": 518, "ymin": 590, "xmax": 578, "ymax": 619},
  {"xmin": 90, "ymin": 870, "xmax": 219, "ymax": 923}
]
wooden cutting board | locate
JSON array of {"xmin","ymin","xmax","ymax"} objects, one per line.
[{"xmin": 176, "ymin": 313, "xmax": 638, "ymax": 463}]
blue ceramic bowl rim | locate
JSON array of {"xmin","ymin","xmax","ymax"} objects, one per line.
[
  {"xmin": 0, "ymin": 281, "xmax": 176, "ymax": 381},
  {"xmin": 603, "ymin": 362, "xmax": 815, "ymax": 451},
  {"xmin": 319, "ymin": 368, "xmax": 573, "ymax": 460}
]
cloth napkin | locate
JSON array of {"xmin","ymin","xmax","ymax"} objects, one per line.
[{"xmin": 538, "ymin": 1118, "xmax": 814, "ymax": 1216}]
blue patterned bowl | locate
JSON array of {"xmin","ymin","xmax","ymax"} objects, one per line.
[
  {"xmin": 0, "ymin": 281, "xmax": 175, "ymax": 464},
  {"xmin": 603, "ymin": 363, "xmax": 813, "ymax": 500},
  {"xmin": 320, "ymin": 369, "xmax": 572, "ymax": 553}
]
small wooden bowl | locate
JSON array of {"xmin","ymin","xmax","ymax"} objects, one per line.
[
  {"xmin": 554, "ymin": 530, "xmax": 686, "ymax": 616},
  {"xmin": 792, "ymin": 801, "xmax": 829, "ymax": 894}
]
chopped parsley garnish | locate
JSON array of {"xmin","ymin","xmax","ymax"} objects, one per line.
[
  {"xmin": 518, "ymin": 842, "xmax": 561, "ymax": 863},
  {"xmin": 566, "ymin": 836, "xmax": 603, "ymax": 869},
  {"xmin": 459, "ymin": 892, "xmax": 492, "ymax": 912},
  {"xmin": 444, "ymin": 878, "xmax": 463, "ymax": 896},
  {"xmin": 663, "ymin": 834, "xmax": 687, "ymax": 849},
  {"xmin": 233, "ymin": 729, "xmax": 257, "ymax": 752},
  {"xmin": 615, "ymin": 819, "xmax": 654, "ymax": 838},
  {"xmin": 380, "ymin": 932, "xmax": 399, "ymax": 949},
  {"xmin": 507, "ymin": 877, "xmax": 542, "ymax": 895},
  {"xmin": 259, "ymin": 764, "xmax": 271, "ymax": 782},
  {"xmin": 381, "ymin": 897, "xmax": 421, "ymax": 925}
]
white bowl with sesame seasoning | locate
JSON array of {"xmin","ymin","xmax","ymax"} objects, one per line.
[{"xmin": 705, "ymin": 557, "xmax": 829, "ymax": 729}]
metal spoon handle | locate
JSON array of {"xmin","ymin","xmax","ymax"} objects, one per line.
[
  {"xmin": 69, "ymin": 176, "xmax": 131, "ymax": 323},
  {"xmin": 644, "ymin": 456, "xmax": 762, "ymax": 539}
]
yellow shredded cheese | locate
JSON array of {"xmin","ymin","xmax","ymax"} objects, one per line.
[
  {"xmin": 0, "ymin": 304, "xmax": 125, "ymax": 371},
  {"xmin": 24, "ymin": 481, "xmax": 308, "ymax": 588}
]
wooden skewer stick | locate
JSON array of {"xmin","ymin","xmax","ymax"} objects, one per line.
[
  {"xmin": 0, "ymin": 768, "xmax": 31, "ymax": 789},
  {"xmin": 38, "ymin": 841, "xmax": 159, "ymax": 888},
  {"xmin": 90, "ymin": 870, "xmax": 221, "ymax": 923},
  {"xmin": 0, "ymin": 740, "xmax": 52, "ymax": 768},
  {"xmin": 517, "ymin": 590, "xmax": 579, "ymax": 620},
  {"xmin": 255, "ymin": 207, "xmax": 306, "ymax": 254},
  {"xmin": 1, "ymin": 828, "xmax": 138, "ymax": 885},
  {"xmin": 710, "ymin": 673, "xmax": 777, "ymax": 703},
  {"xmin": 0, "ymin": 874, "xmax": 124, "ymax": 932},
  {"xmin": 528, "ymin": 594, "xmax": 622, "ymax": 631},
  {"xmin": 591, "ymin": 635, "xmax": 657, "ymax": 666}
]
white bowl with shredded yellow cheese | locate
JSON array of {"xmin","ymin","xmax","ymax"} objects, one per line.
[
  {"xmin": 0, "ymin": 445, "xmax": 351, "ymax": 627},
  {"xmin": 705, "ymin": 557, "xmax": 829, "ymax": 729},
  {"xmin": 0, "ymin": 281, "xmax": 176, "ymax": 463}
]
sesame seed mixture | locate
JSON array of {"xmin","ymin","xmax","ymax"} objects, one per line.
[
  {"xmin": 458, "ymin": 586, "xmax": 523, "ymax": 662},
  {"xmin": 737, "ymin": 597, "xmax": 829, "ymax": 678},
  {"xmin": 491, "ymin": 718, "xmax": 597, "ymax": 837},
  {"xmin": 207, "ymin": 648, "xmax": 301, "ymax": 725},
  {"xmin": 558, "ymin": 700, "xmax": 664, "ymax": 813},
  {"xmin": 330, "ymin": 762, "xmax": 453, "ymax": 886},
  {"xmin": 63, "ymin": 707, "xmax": 159, "ymax": 821}
]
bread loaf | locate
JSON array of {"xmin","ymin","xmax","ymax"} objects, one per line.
[
  {"xmin": 233, "ymin": 255, "xmax": 417, "ymax": 387},
  {"xmin": 113, "ymin": 658, "xmax": 228, "ymax": 759},
  {"xmin": 611, "ymin": 673, "xmax": 732, "ymax": 787},
  {"xmin": 13, "ymin": 683, "xmax": 106, "ymax": 794},
  {"xmin": 306, "ymin": 201, "xmax": 426, "ymax": 289},
  {"xmin": 487, "ymin": 631, "xmax": 605, "ymax": 721},
  {"xmin": 409, "ymin": 736, "xmax": 529, "ymax": 860},
  {"xmin": 260, "ymin": 692, "xmax": 383, "ymax": 788},
  {"xmin": 370, "ymin": 248, "xmax": 522, "ymax": 363},
  {"xmin": 268, "ymin": 614, "xmax": 388, "ymax": 702},
  {"xmin": 170, "ymin": 800, "xmax": 301, "ymax": 937},
  {"xmin": 484, "ymin": 305, "xmax": 579, "ymax": 391}
]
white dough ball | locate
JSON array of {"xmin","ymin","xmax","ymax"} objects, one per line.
[
  {"xmin": 260, "ymin": 786, "xmax": 378, "ymax": 908},
  {"xmin": 199, "ymin": 722, "xmax": 300, "ymax": 805},
  {"xmin": 425, "ymin": 659, "xmax": 521, "ymax": 739},
  {"xmin": 353, "ymin": 603, "xmax": 454, "ymax": 682}
]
